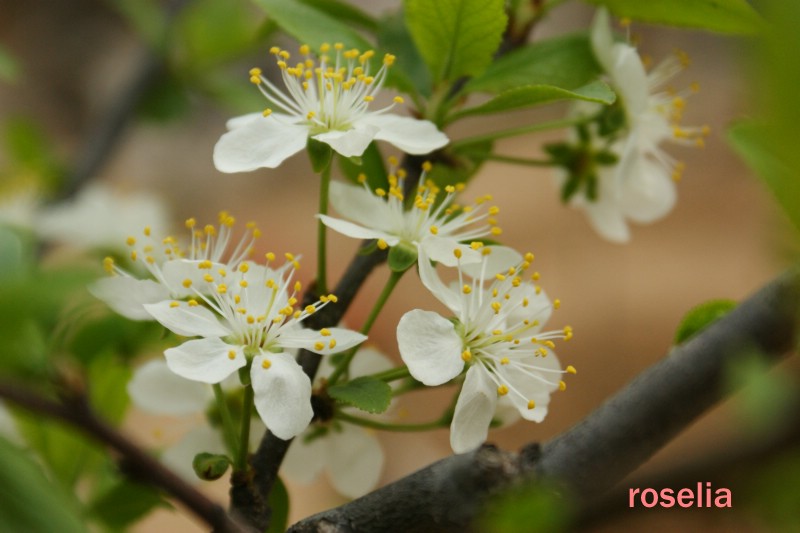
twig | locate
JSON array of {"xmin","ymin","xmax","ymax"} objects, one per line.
[
  {"xmin": 0, "ymin": 380, "xmax": 251, "ymax": 533},
  {"xmin": 286, "ymin": 268, "xmax": 800, "ymax": 532}
]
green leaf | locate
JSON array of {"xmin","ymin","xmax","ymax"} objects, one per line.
[
  {"xmin": 267, "ymin": 476, "xmax": 290, "ymax": 533},
  {"xmin": 478, "ymin": 482, "xmax": 573, "ymax": 533},
  {"xmin": 0, "ymin": 45, "xmax": 20, "ymax": 83},
  {"xmin": 674, "ymin": 299, "xmax": 737, "ymax": 344},
  {"xmin": 338, "ymin": 142, "xmax": 389, "ymax": 191},
  {"xmin": 192, "ymin": 453, "xmax": 231, "ymax": 481},
  {"xmin": 728, "ymin": 122, "xmax": 800, "ymax": 234},
  {"xmin": 387, "ymin": 242, "xmax": 418, "ymax": 272},
  {"xmin": 465, "ymin": 33, "xmax": 601, "ymax": 95},
  {"xmin": 178, "ymin": 0, "xmax": 261, "ymax": 70},
  {"xmin": 377, "ymin": 8, "xmax": 432, "ymax": 99},
  {"xmin": 586, "ymin": 0, "xmax": 763, "ymax": 35},
  {"xmin": 87, "ymin": 355, "xmax": 132, "ymax": 424},
  {"xmin": 307, "ymin": 138, "xmax": 333, "ymax": 173},
  {"xmin": 88, "ymin": 480, "xmax": 170, "ymax": 529},
  {"xmin": 451, "ymin": 81, "xmax": 614, "ymax": 121},
  {"xmin": 105, "ymin": 0, "xmax": 165, "ymax": 46},
  {"xmin": 3, "ymin": 116, "xmax": 64, "ymax": 190},
  {"xmin": 252, "ymin": 0, "xmax": 371, "ymax": 50},
  {"xmin": 426, "ymin": 140, "xmax": 493, "ymax": 189},
  {"xmin": 298, "ymin": 0, "xmax": 377, "ymax": 32},
  {"xmin": 137, "ymin": 73, "xmax": 190, "ymax": 122},
  {"xmin": 328, "ymin": 376, "xmax": 392, "ymax": 414},
  {"xmin": 405, "ymin": 0, "xmax": 507, "ymax": 84}
]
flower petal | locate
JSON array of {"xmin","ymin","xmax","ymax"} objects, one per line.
[
  {"xmin": 144, "ymin": 300, "xmax": 230, "ymax": 338},
  {"xmin": 417, "ymin": 248, "xmax": 462, "ymax": 314},
  {"xmin": 162, "ymin": 426, "xmax": 226, "ymax": 482},
  {"xmin": 619, "ymin": 155, "xmax": 676, "ymax": 223},
  {"xmin": 450, "ymin": 366, "xmax": 497, "ymax": 453},
  {"xmin": 328, "ymin": 181, "xmax": 394, "ymax": 231},
  {"xmin": 317, "ymin": 214, "xmax": 393, "ymax": 243},
  {"xmin": 161, "ymin": 259, "xmax": 225, "ymax": 297},
  {"xmin": 278, "ymin": 327, "xmax": 367, "ymax": 355},
  {"xmin": 213, "ymin": 114, "xmax": 308, "ymax": 172},
  {"xmin": 313, "ymin": 123, "xmax": 379, "ymax": 158},
  {"xmin": 590, "ymin": 8, "xmax": 615, "ymax": 74},
  {"xmin": 281, "ymin": 429, "xmax": 327, "ymax": 484},
  {"xmin": 328, "ymin": 426, "xmax": 384, "ymax": 498},
  {"xmin": 89, "ymin": 276, "xmax": 171, "ymax": 320},
  {"xmin": 420, "ymin": 236, "xmax": 481, "ymax": 267},
  {"xmin": 165, "ymin": 338, "xmax": 246, "ymax": 384},
  {"xmin": 348, "ymin": 346, "xmax": 394, "ymax": 378},
  {"xmin": 251, "ymin": 352, "xmax": 313, "ymax": 440},
  {"xmin": 397, "ymin": 309, "xmax": 463, "ymax": 386},
  {"xmin": 128, "ymin": 359, "xmax": 213, "ymax": 415},
  {"xmin": 360, "ymin": 114, "xmax": 449, "ymax": 155},
  {"xmin": 459, "ymin": 245, "xmax": 522, "ymax": 279}
]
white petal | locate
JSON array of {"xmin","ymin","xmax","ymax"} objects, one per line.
[
  {"xmin": 503, "ymin": 352, "xmax": 562, "ymax": 422},
  {"xmin": 619, "ymin": 155, "xmax": 676, "ymax": 223},
  {"xmin": 397, "ymin": 310, "xmax": 463, "ymax": 386},
  {"xmin": 278, "ymin": 327, "xmax": 367, "ymax": 354},
  {"xmin": 161, "ymin": 260, "xmax": 224, "ymax": 297},
  {"xmin": 360, "ymin": 114, "xmax": 449, "ymax": 155},
  {"xmin": 450, "ymin": 366, "xmax": 497, "ymax": 453},
  {"xmin": 584, "ymin": 201, "xmax": 630, "ymax": 243},
  {"xmin": 89, "ymin": 276, "xmax": 171, "ymax": 320},
  {"xmin": 313, "ymin": 124, "xmax": 378, "ymax": 158},
  {"xmin": 251, "ymin": 352, "xmax": 313, "ymax": 440},
  {"xmin": 162, "ymin": 426, "xmax": 226, "ymax": 482},
  {"xmin": 420, "ymin": 236, "xmax": 481, "ymax": 267},
  {"xmin": 165, "ymin": 338, "xmax": 246, "ymax": 384},
  {"xmin": 144, "ymin": 300, "xmax": 230, "ymax": 338},
  {"xmin": 609, "ymin": 45, "xmax": 649, "ymax": 117},
  {"xmin": 213, "ymin": 115, "xmax": 308, "ymax": 172},
  {"xmin": 417, "ymin": 248, "xmax": 462, "ymax": 314},
  {"xmin": 317, "ymin": 214, "xmax": 392, "ymax": 242},
  {"xmin": 128, "ymin": 359, "xmax": 213, "ymax": 415},
  {"xmin": 328, "ymin": 426, "xmax": 383, "ymax": 498},
  {"xmin": 281, "ymin": 430, "xmax": 327, "ymax": 484},
  {"xmin": 505, "ymin": 283, "xmax": 552, "ymax": 328},
  {"xmin": 349, "ymin": 346, "xmax": 394, "ymax": 378},
  {"xmin": 459, "ymin": 245, "xmax": 523, "ymax": 279},
  {"xmin": 590, "ymin": 8, "xmax": 615, "ymax": 74},
  {"xmin": 225, "ymin": 112, "xmax": 262, "ymax": 130},
  {"xmin": 329, "ymin": 181, "xmax": 394, "ymax": 231}
]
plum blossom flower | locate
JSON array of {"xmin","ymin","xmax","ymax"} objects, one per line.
[
  {"xmin": 282, "ymin": 347, "xmax": 391, "ymax": 498},
  {"xmin": 213, "ymin": 44, "xmax": 448, "ymax": 172},
  {"xmin": 396, "ymin": 245, "xmax": 575, "ymax": 453},
  {"xmin": 127, "ymin": 359, "xmax": 266, "ymax": 481},
  {"xmin": 142, "ymin": 251, "xmax": 366, "ymax": 439},
  {"xmin": 90, "ymin": 212, "xmax": 259, "ymax": 320},
  {"xmin": 555, "ymin": 8, "xmax": 708, "ymax": 243},
  {"xmin": 318, "ymin": 160, "xmax": 504, "ymax": 267}
]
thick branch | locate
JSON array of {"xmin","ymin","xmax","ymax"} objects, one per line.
[
  {"xmin": 0, "ymin": 381, "xmax": 249, "ymax": 533},
  {"xmin": 287, "ymin": 269, "xmax": 800, "ymax": 532}
]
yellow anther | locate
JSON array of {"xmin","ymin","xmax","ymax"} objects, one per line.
[
  {"xmin": 377, "ymin": 239, "xmax": 388, "ymax": 250},
  {"xmin": 266, "ymin": 279, "xmax": 275, "ymax": 289},
  {"xmin": 383, "ymin": 53, "xmax": 396, "ymax": 66},
  {"xmin": 169, "ymin": 301, "xmax": 180, "ymax": 308},
  {"xmin": 329, "ymin": 339, "xmax": 337, "ymax": 349},
  {"xmin": 421, "ymin": 161, "xmax": 432, "ymax": 172},
  {"xmin": 500, "ymin": 357, "xmax": 510, "ymax": 365},
  {"xmin": 566, "ymin": 365, "xmax": 577, "ymax": 374},
  {"xmin": 293, "ymin": 311, "xmax": 302, "ymax": 319},
  {"xmin": 445, "ymin": 185, "xmax": 455, "ymax": 193},
  {"xmin": 294, "ymin": 281, "xmax": 302, "ymax": 292},
  {"xmin": 559, "ymin": 380, "xmax": 567, "ymax": 391},
  {"xmin": 285, "ymin": 252, "xmax": 295, "ymax": 261},
  {"xmin": 239, "ymin": 280, "xmax": 248, "ymax": 288},
  {"xmin": 262, "ymin": 359, "xmax": 272, "ymax": 369},
  {"xmin": 262, "ymin": 108, "xmax": 273, "ymax": 117},
  {"xmin": 490, "ymin": 227, "xmax": 503, "ymax": 236},
  {"xmin": 470, "ymin": 242, "xmax": 483, "ymax": 250},
  {"xmin": 188, "ymin": 299, "xmax": 199, "ymax": 307},
  {"xmin": 203, "ymin": 274, "xmax": 214, "ymax": 283},
  {"xmin": 279, "ymin": 50, "xmax": 290, "ymax": 59},
  {"xmin": 266, "ymin": 252, "xmax": 275, "ymax": 261},
  {"xmin": 375, "ymin": 188, "xmax": 387, "ymax": 197},
  {"xmin": 269, "ymin": 46, "xmax": 280, "ymax": 55},
  {"xmin": 126, "ymin": 236, "xmax": 136, "ymax": 246},
  {"xmin": 429, "ymin": 225, "xmax": 439, "ymax": 235},
  {"xmin": 130, "ymin": 251, "xmax": 137, "ymax": 261},
  {"xmin": 461, "ymin": 350, "xmax": 472, "ymax": 362},
  {"xmin": 182, "ymin": 279, "xmax": 192, "ymax": 288},
  {"xmin": 217, "ymin": 283, "xmax": 227, "ymax": 294},
  {"xmin": 462, "ymin": 285, "xmax": 472, "ymax": 294},
  {"xmin": 393, "ymin": 96, "xmax": 404, "ymax": 104},
  {"xmin": 554, "ymin": 299, "xmax": 561, "ymax": 309},
  {"xmin": 143, "ymin": 226, "xmax": 152, "ymax": 236},
  {"xmin": 320, "ymin": 43, "xmax": 330, "ymax": 53},
  {"xmin": 103, "ymin": 257, "xmax": 114, "ymax": 274},
  {"xmin": 247, "ymin": 315, "xmax": 255, "ymax": 324},
  {"xmin": 334, "ymin": 42, "xmax": 344, "ymax": 50},
  {"xmin": 319, "ymin": 328, "xmax": 332, "ymax": 337},
  {"xmin": 497, "ymin": 385, "xmax": 509, "ymax": 396},
  {"xmin": 357, "ymin": 173, "xmax": 367, "ymax": 184},
  {"xmin": 145, "ymin": 256, "xmax": 155, "ymax": 264},
  {"xmin": 314, "ymin": 341, "xmax": 325, "ymax": 351},
  {"xmin": 218, "ymin": 268, "xmax": 227, "ymax": 277},
  {"xmin": 491, "ymin": 301, "xmax": 502, "ymax": 314},
  {"xmin": 306, "ymin": 111, "xmax": 316, "ymax": 120},
  {"xmin": 492, "ymin": 329, "xmax": 503, "ymax": 335},
  {"xmin": 363, "ymin": 95, "xmax": 374, "ymax": 102},
  {"xmin": 619, "ymin": 17, "xmax": 632, "ymax": 27},
  {"xmin": 288, "ymin": 297, "xmax": 298, "ymax": 306},
  {"xmin": 327, "ymin": 294, "xmax": 338, "ymax": 303},
  {"xmin": 527, "ymin": 400, "xmax": 536, "ymax": 410},
  {"xmin": 238, "ymin": 263, "xmax": 249, "ymax": 273},
  {"xmin": 453, "ymin": 248, "xmax": 463, "ymax": 259},
  {"xmin": 482, "ymin": 247, "xmax": 492, "ymax": 256},
  {"xmin": 305, "ymin": 305, "xmax": 316, "ymax": 314},
  {"xmin": 488, "ymin": 206, "xmax": 500, "ymax": 216},
  {"xmin": 299, "ymin": 44, "xmax": 310, "ymax": 55},
  {"xmin": 495, "ymin": 273, "xmax": 506, "ymax": 281},
  {"xmin": 544, "ymin": 340, "xmax": 555, "ymax": 349},
  {"xmin": 228, "ymin": 350, "xmax": 237, "ymax": 360}
]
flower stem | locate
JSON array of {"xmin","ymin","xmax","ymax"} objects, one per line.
[
  {"xmin": 462, "ymin": 152, "xmax": 555, "ymax": 167},
  {"xmin": 368, "ymin": 366, "xmax": 412, "ymax": 383},
  {"xmin": 328, "ymin": 270, "xmax": 404, "ymax": 385},
  {"xmin": 212, "ymin": 383, "xmax": 239, "ymax": 455},
  {"xmin": 451, "ymin": 115, "xmax": 592, "ymax": 149},
  {"xmin": 235, "ymin": 384, "xmax": 254, "ymax": 472},
  {"xmin": 317, "ymin": 162, "xmax": 332, "ymax": 295},
  {"xmin": 337, "ymin": 411, "xmax": 449, "ymax": 432}
]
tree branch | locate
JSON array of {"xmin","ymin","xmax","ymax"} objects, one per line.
[
  {"xmin": 286, "ymin": 268, "xmax": 800, "ymax": 532},
  {"xmin": 0, "ymin": 380, "xmax": 250, "ymax": 533}
]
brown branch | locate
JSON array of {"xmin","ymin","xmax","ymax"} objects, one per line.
[
  {"xmin": 286, "ymin": 268, "xmax": 800, "ymax": 532},
  {"xmin": 0, "ymin": 380, "xmax": 251, "ymax": 533}
]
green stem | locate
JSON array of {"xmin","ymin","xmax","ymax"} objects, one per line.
[
  {"xmin": 337, "ymin": 411, "xmax": 449, "ymax": 432},
  {"xmin": 328, "ymin": 270, "xmax": 404, "ymax": 385},
  {"xmin": 317, "ymin": 162, "xmax": 332, "ymax": 295},
  {"xmin": 235, "ymin": 384, "xmax": 254, "ymax": 472},
  {"xmin": 368, "ymin": 366, "xmax": 412, "ymax": 383},
  {"xmin": 451, "ymin": 115, "xmax": 592, "ymax": 149},
  {"xmin": 462, "ymin": 152, "xmax": 555, "ymax": 167},
  {"xmin": 212, "ymin": 384, "xmax": 239, "ymax": 455}
]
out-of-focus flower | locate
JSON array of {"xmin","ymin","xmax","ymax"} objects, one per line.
[
  {"xmin": 553, "ymin": 8, "xmax": 708, "ymax": 242},
  {"xmin": 318, "ymin": 159, "xmax": 503, "ymax": 268},
  {"xmin": 213, "ymin": 44, "xmax": 448, "ymax": 172},
  {"xmin": 397, "ymin": 245, "xmax": 575, "ymax": 453},
  {"xmin": 282, "ymin": 347, "xmax": 391, "ymax": 498}
]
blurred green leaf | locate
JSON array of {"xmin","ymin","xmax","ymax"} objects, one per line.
[
  {"xmin": 674, "ymin": 298, "xmax": 737, "ymax": 344},
  {"xmin": 104, "ymin": 0, "xmax": 164, "ymax": 46},
  {"xmin": 405, "ymin": 0, "xmax": 507, "ymax": 84},
  {"xmin": 87, "ymin": 355, "xmax": 132, "ymax": 424},
  {"xmin": 252, "ymin": 0, "xmax": 371, "ymax": 50},
  {"xmin": 137, "ymin": 73, "xmax": 190, "ymax": 122},
  {"xmin": 88, "ymin": 480, "xmax": 169, "ymax": 529},
  {"xmin": 585, "ymin": 0, "xmax": 763, "ymax": 34},
  {"xmin": 298, "ymin": 0, "xmax": 377, "ymax": 32},
  {"xmin": 450, "ymin": 81, "xmax": 615, "ymax": 122},
  {"xmin": 69, "ymin": 313, "xmax": 163, "ymax": 364},
  {"xmin": 0, "ymin": 438, "xmax": 87, "ymax": 533},
  {"xmin": 0, "ymin": 45, "xmax": 20, "ymax": 83},
  {"xmin": 747, "ymin": 452, "xmax": 800, "ymax": 530},
  {"xmin": 377, "ymin": 8, "xmax": 432, "ymax": 99},
  {"xmin": 3, "ymin": 117, "xmax": 64, "ymax": 190},
  {"xmin": 426, "ymin": 140, "xmax": 493, "ymax": 189},
  {"xmin": 192, "ymin": 453, "xmax": 231, "ymax": 481},
  {"xmin": 178, "ymin": 0, "xmax": 260, "ymax": 70},
  {"xmin": 478, "ymin": 482, "xmax": 573, "ymax": 533},
  {"xmin": 329, "ymin": 376, "xmax": 392, "ymax": 414},
  {"xmin": 267, "ymin": 476, "xmax": 290, "ymax": 533},
  {"xmin": 338, "ymin": 142, "xmax": 388, "ymax": 191},
  {"xmin": 466, "ymin": 34, "xmax": 601, "ymax": 94}
]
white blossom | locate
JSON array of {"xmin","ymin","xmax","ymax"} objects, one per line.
[
  {"xmin": 396, "ymin": 245, "xmax": 575, "ymax": 453},
  {"xmin": 213, "ymin": 44, "xmax": 448, "ymax": 172}
]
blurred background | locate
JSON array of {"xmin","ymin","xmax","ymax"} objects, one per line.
[{"xmin": 1, "ymin": 0, "xmax": 797, "ymax": 531}]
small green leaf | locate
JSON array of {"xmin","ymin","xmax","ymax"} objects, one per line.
[
  {"xmin": 0, "ymin": 438, "xmax": 88, "ymax": 533},
  {"xmin": 479, "ymin": 482, "xmax": 573, "ymax": 533},
  {"xmin": 405, "ymin": 0, "xmax": 507, "ymax": 84},
  {"xmin": 586, "ymin": 0, "xmax": 763, "ymax": 34},
  {"xmin": 192, "ymin": 453, "xmax": 231, "ymax": 481},
  {"xmin": 450, "ymin": 81, "xmax": 614, "ymax": 122},
  {"xmin": 328, "ymin": 376, "xmax": 392, "ymax": 414},
  {"xmin": 728, "ymin": 121, "xmax": 800, "ymax": 234},
  {"xmin": 426, "ymin": 140, "xmax": 493, "ymax": 189},
  {"xmin": 267, "ymin": 476, "xmax": 290, "ymax": 533},
  {"xmin": 674, "ymin": 299, "xmax": 737, "ymax": 344},
  {"xmin": 87, "ymin": 355, "xmax": 132, "ymax": 424},
  {"xmin": 252, "ymin": 0, "xmax": 371, "ymax": 50},
  {"xmin": 307, "ymin": 138, "xmax": 333, "ymax": 173},
  {"xmin": 178, "ymin": 0, "xmax": 261, "ymax": 70},
  {"xmin": 387, "ymin": 242, "xmax": 418, "ymax": 272},
  {"xmin": 338, "ymin": 142, "xmax": 389, "ymax": 191},
  {"xmin": 377, "ymin": 9, "xmax": 432, "ymax": 98},
  {"xmin": 465, "ymin": 34, "xmax": 601, "ymax": 94},
  {"xmin": 298, "ymin": 0, "xmax": 377, "ymax": 32},
  {"xmin": 89, "ymin": 480, "xmax": 170, "ymax": 529}
]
